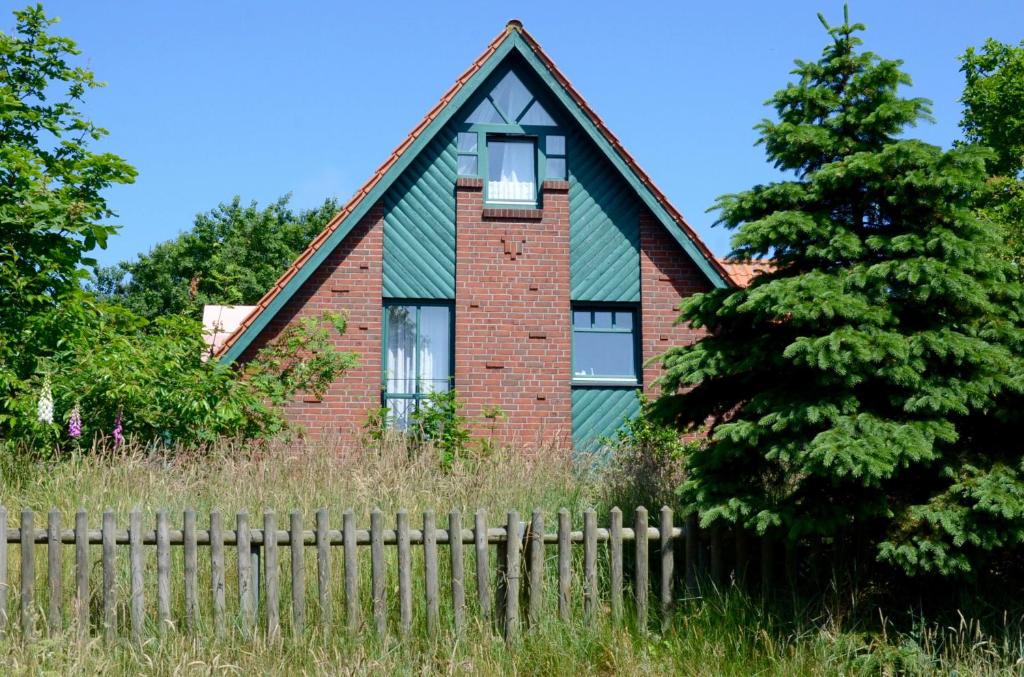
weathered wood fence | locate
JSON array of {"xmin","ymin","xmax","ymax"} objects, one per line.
[{"xmin": 0, "ymin": 505, "xmax": 753, "ymax": 642}]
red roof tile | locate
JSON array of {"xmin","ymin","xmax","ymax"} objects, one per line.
[{"xmin": 717, "ymin": 259, "xmax": 773, "ymax": 288}]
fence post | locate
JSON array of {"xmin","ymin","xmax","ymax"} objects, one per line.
[
  {"xmin": 129, "ymin": 508, "xmax": 144, "ymax": 643},
  {"xmin": 210, "ymin": 511, "xmax": 225, "ymax": 638},
  {"xmin": 503, "ymin": 511, "xmax": 520, "ymax": 642},
  {"xmin": 527, "ymin": 510, "xmax": 543, "ymax": 629},
  {"xmin": 735, "ymin": 527, "xmax": 749, "ymax": 589},
  {"xmin": 343, "ymin": 509, "xmax": 359, "ymax": 632},
  {"xmin": 237, "ymin": 511, "xmax": 253, "ymax": 638},
  {"xmin": 635, "ymin": 507, "xmax": 649, "ymax": 634},
  {"xmin": 184, "ymin": 509, "xmax": 198, "ymax": 634},
  {"xmin": 475, "ymin": 509, "xmax": 490, "ymax": 622},
  {"xmin": 74, "ymin": 509, "xmax": 88, "ymax": 639},
  {"xmin": 0, "ymin": 506, "xmax": 8, "ymax": 635},
  {"xmin": 291, "ymin": 510, "xmax": 306, "ymax": 636},
  {"xmin": 102, "ymin": 508, "xmax": 115, "ymax": 641},
  {"xmin": 397, "ymin": 510, "xmax": 411, "ymax": 637},
  {"xmin": 424, "ymin": 510, "xmax": 439, "ymax": 637},
  {"xmin": 21, "ymin": 509, "xmax": 34, "ymax": 639},
  {"xmin": 46, "ymin": 509, "xmax": 61, "ymax": 634},
  {"xmin": 583, "ymin": 509, "xmax": 597, "ymax": 621},
  {"xmin": 610, "ymin": 507, "xmax": 623, "ymax": 626},
  {"xmin": 449, "ymin": 510, "xmax": 465, "ymax": 633},
  {"xmin": 370, "ymin": 509, "xmax": 386, "ymax": 637},
  {"xmin": 264, "ymin": 510, "xmax": 280, "ymax": 638},
  {"xmin": 558, "ymin": 508, "xmax": 570, "ymax": 621},
  {"xmin": 761, "ymin": 534, "xmax": 774, "ymax": 594},
  {"xmin": 660, "ymin": 507, "xmax": 674, "ymax": 631},
  {"xmin": 315, "ymin": 508, "xmax": 330, "ymax": 628}
]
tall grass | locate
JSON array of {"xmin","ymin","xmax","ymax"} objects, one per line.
[{"xmin": 0, "ymin": 438, "xmax": 1022, "ymax": 675}]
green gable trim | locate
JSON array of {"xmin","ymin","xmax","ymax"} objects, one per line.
[
  {"xmin": 383, "ymin": 120, "xmax": 458, "ymax": 299},
  {"xmin": 222, "ymin": 31, "xmax": 726, "ymax": 363},
  {"xmin": 569, "ymin": 128, "xmax": 640, "ymax": 302},
  {"xmin": 572, "ymin": 386, "xmax": 640, "ymax": 452}
]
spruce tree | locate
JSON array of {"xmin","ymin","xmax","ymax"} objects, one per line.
[{"xmin": 654, "ymin": 9, "xmax": 1024, "ymax": 576}]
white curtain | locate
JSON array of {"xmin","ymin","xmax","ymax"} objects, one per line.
[{"xmin": 488, "ymin": 139, "xmax": 535, "ymax": 202}]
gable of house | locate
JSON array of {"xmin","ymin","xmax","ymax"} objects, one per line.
[{"xmin": 217, "ymin": 21, "xmax": 740, "ymax": 450}]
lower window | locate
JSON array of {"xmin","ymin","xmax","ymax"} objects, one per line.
[
  {"xmin": 383, "ymin": 302, "xmax": 453, "ymax": 429},
  {"xmin": 572, "ymin": 306, "xmax": 639, "ymax": 384}
]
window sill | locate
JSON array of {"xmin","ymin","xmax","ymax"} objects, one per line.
[
  {"xmin": 571, "ymin": 379, "xmax": 640, "ymax": 388},
  {"xmin": 482, "ymin": 206, "xmax": 543, "ymax": 220}
]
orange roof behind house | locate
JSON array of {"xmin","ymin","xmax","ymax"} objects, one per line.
[{"xmin": 717, "ymin": 259, "xmax": 773, "ymax": 288}]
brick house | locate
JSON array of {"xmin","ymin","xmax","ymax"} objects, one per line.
[{"xmin": 216, "ymin": 20, "xmax": 749, "ymax": 450}]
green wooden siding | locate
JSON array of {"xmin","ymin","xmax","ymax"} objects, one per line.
[
  {"xmin": 383, "ymin": 121, "xmax": 458, "ymax": 299},
  {"xmin": 572, "ymin": 387, "xmax": 640, "ymax": 451},
  {"xmin": 569, "ymin": 131, "xmax": 640, "ymax": 302}
]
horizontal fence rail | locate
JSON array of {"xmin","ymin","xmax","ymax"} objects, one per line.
[{"xmin": 0, "ymin": 505, "xmax": 765, "ymax": 643}]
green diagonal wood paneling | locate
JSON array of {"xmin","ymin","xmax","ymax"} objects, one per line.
[
  {"xmin": 383, "ymin": 121, "xmax": 458, "ymax": 299},
  {"xmin": 572, "ymin": 387, "xmax": 640, "ymax": 452},
  {"xmin": 569, "ymin": 130, "xmax": 640, "ymax": 303}
]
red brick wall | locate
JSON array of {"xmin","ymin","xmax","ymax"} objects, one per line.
[
  {"xmin": 239, "ymin": 203, "xmax": 385, "ymax": 446},
  {"xmin": 639, "ymin": 208, "xmax": 712, "ymax": 395},
  {"xmin": 454, "ymin": 178, "xmax": 573, "ymax": 447}
]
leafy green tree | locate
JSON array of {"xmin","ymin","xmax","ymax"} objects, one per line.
[
  {"xmin": 94, "ymin": 195, "xmax": 339, "ymax": 320},
  {"xmin": 0, "ymin": 5, "xmax": 135, "ymax": 385},
  {"xmin": 653, "ymin": 9, "xmax": 1024, "ymax": 577},
  {"xmin": 960, "ymin": 39, "xmax": 1024, "ymax": 270}
]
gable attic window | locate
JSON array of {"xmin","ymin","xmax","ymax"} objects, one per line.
[{"xmin": 461, "ymin": 68, "xmax": 560, "ymax": 204}]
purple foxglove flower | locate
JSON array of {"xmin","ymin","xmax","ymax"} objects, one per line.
[
  {"xmin": 68, "ymin": 404, "xmax": 82, "ymax": 439},
  {"xmin": 112, "ymin": 411, "xmax": 124, "ymax": 448}
]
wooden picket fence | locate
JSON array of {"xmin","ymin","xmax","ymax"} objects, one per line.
[{"xmin": 0, "ymin": 505, "xmax": 737, "ymax": 642}]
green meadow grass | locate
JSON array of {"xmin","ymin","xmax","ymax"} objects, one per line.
[{"xmin": 0, "ymin": 439, "xmax": 1021, "ymax": 675}]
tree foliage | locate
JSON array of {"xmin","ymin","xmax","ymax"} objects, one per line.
[
  {"xmin": 94, "ymin": 195, "xmax": 339, "ymax": 320},
  {"xmin": 653, "ymin": 9, "xmax": 1024, "ymax": 577}
]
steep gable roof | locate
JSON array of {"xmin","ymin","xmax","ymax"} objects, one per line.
[{"xmin": 218, "ymin": 20, "xmax": 736, "ymax": 362}]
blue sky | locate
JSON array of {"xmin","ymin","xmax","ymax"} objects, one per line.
[{"xmin": 24, "ymin": 1, "xmax": 1024, "ymax": 266}]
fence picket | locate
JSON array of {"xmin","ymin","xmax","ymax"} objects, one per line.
[
  {"xmin": 474, "ymin": 510, "xmax": 490, "ymax": 622},
  {"xmin": 0, "ymin": 506, "xmax": 7, "ymax": 635},
  {"xmin": 584, "ymin": 509, "xmax": 597, "ymax": 620},
  {"xmin": 343, "ymin": 509, "xmax": 359, "ymax": 632},
  {"xmin": 102, "ymin": 508, "xmax": 115, "ymax": 640},
  {"xmin": 660, "ymin": 507, "xmax": 674, "ymax": 631},
  {"xmin": 264, "ymin": 510, "xmax": 280, "ymax": 638},
  {"xmin": 370, "ymin": 509, "xmax": 386, "ymax": 636},
  {"xmin": 635, "ymin": 507, "xmax": 649, "ymax": 634},
  {"xmin": 210, "ymin": 511, "xmax": 225, "ymax": 638},
  {"xmin": 21, "ymin": 509, "xmax": 34, "ymax": 639},
  {"xmin": 74, "ymin": 509, "xmax": 87, "ymax": 638},
  {"xmin": 291, "ymin": 510, "xmax": 305, "ymax": 635},
  {"xmin": 527, "ymin": 510, "xmax": 543, "ymax": 628},
  {"xmin": 558, "ymin": 508, "xmax": 570, "ymax": 621},
  {"xmin": 157, "ymin": 510, "xmax": 171, "ymax": 637},
  {"xmin": 449, "ymin": 510, "xmax": 464, "ymax": 633},
  {"xmin": 709, "ymin": 521, "xmax": 723, "ymax": 588},
  {"xmin": 184, "ymin": 509, "xmax": 198, "ymax": 633},
  {"xmin": 237, "ymin": 511, "xmax": 253, "ymax": 637},
  {"xmin": 47, "ymin": 509, "xmax": 61, "ymax": 633},
  {"xmin": 610, "ymin": 507, "xmax": 623, "ymax": 625},
  {"xmin": 129, "ymin": 508, "xmax": 144, "ymax": 643},
  {"xmin": 315, "ymin": 508, "xmax": 330, "ymax": 628},
  {"xmin": 424, "ymin": 511, "xmax": 439, "ymax": 637},
  {"xmin": 503, "ymin": 511, "xmax": 520, "ymax": 642},
  {"xmin": 397, "ymin": 510, "xmax": 411, "ymax": 637}
]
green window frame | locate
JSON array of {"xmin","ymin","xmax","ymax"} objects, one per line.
[
  {"xmin": 571, "ymin": 306, "xmax": 640, "ymax": 385},
  {"xmin": 457, "ymin": 132, "xmax": 478, "ymax": 177},
  {"xmin": 382, "ymin": 300, "xmax": 455, "ymax": 429},
  {"xmin": 545, "ymin": 134, "xmax": 566, "ymax": 180}
]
